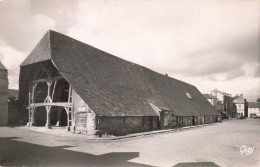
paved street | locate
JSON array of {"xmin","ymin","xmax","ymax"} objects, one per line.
[{"xmin": 0, "ymin": 119, "xmax": 259, "ymax": 167}]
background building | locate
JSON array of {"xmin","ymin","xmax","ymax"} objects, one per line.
[
  {"xmin": 210, "ymin": 89, "xmax": 235, "ymax": 118},
  {"xmin": 0, "ymin": 61, "xmax": 8, "ymax": 125},
  {"xmin": 233, "ymin": 94, "xmax": 246, "ymax": 117},
  {"xmin": 203, "ymin": 94, "xmax": 217, "ymax": 106},
  {"xmin": 223, "ymin": 95, "xmax": 235, "ymax": 118},
  {"xmin": 211, "ymin": 89, "xmax": 231, "ymax": 103},
  {"xmin": 248, "ymin": 102, "xmax": 260, "ymax": 118}
]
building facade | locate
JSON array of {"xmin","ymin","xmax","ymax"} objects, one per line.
[
  {"xmin": 211, "ymin": 89, "xmax": 231, "ymax": 103},
  {"xmin": 210, "ymin": 89, "xmax": 235, "ymax": 118},
  {"xmin": 0, "ymin": 61, "xmax": 8, "ymax": 125},
  {"xmin": 233, "ymin": 94, "xmax": 245, "ymax": 117},
  {"xmin": 203, "ymin": 94, "xmax": 217, "ymax": 106},
  {"xmin": 248, "ymin": 102, "xmax": 260, "ymax": 118},
  {"xmin": 19, "ymin": 30, "xmax": 220, "ymax": 136},
  {"xmin": 223, "ymin": 95, "xmax": 235, "ymax": 118}
]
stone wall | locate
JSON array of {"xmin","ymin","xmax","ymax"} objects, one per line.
[
  {"xmin": 96, "ymin": 116, "xmax": 159, "ymax": 136},
  {"xmin": 160, "ymin": 111, "xmax": 218, "ymax": 130},
  {"xmin": 160, "ymin": 111, "xmax": 177, "ymax": 129}
]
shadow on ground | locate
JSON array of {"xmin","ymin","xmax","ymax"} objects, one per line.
[
  {"xmin": 0, "ymin": 137, "xmax": 154, "ymax": 167},
  {"xmin": 173, "ymin": 162, "xmax": 221, "ymax": 167}
]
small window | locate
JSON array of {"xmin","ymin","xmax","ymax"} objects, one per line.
[{"xmin": 186, "ymin": 93, "xmax": 192, "ymax": 99}]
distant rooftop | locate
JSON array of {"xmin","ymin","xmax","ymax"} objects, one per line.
[
  {"xmin": 203, "ymin": 94, "xmax": 214, "ymax": 99},
  {"xmin": 248, "ymin": 102, "xmax": 260, "ymax": 108}
]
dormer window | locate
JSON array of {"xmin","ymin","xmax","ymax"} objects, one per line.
[{"xmin": 186, "ymin": 92, "xmax": 192, "ymax": 99}]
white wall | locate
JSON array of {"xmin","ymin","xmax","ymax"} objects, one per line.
[
  {"xmin": 207, "ymin": 99, "xmax": 216, "ymax": 106},
  {"xmin": 248, "ymin": 108, "xmax": 260, "ymax": 117},
  {"xmin": 235, "ymin": 103, "xmax": 245, "ymax": 116}
]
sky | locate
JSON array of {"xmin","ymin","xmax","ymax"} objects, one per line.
[{"xmin": 0, "ymin": 0, "xmax": 259, "ymax": 101}]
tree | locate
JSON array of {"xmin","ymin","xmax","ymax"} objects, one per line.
[{"xmin": 257, "ymin": 98, "xmax": 260, "ymax": 104}]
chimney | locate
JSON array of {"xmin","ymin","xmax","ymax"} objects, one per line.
[{"xmin": 240, "ymin": 94, "xmax": 243, "ymax": 98}]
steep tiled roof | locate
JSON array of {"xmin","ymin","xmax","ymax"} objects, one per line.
[
  {"xmin": 20, "ymin": 30, "xmax": 219, "ymax": 117},
  {"xmin": 0, "ymin": 61, "xmax": 7, "ymax": 70}
]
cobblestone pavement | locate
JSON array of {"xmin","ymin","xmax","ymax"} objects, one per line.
[{"xmin": 0, "ymin": 119, "xmax": 259, "ymax": 167}]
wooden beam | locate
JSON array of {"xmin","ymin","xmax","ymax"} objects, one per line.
[
  {"xmin": 29, "ymin": 102, "xmax": 73, "ymax": 108},
  {"xmin": 68, "ymin": 85, "xmax": 72, "ymax": 103},
  {"xmin": 45, "ymin": 105, "xmax": 52, "ymax": 129},
  {"xmin": 51, "ymin": 80, "xmax": 57, "ymax": 100},
  {"xmin": 31, "ymin": 76, "xmax": 64, "ymax": 84},
  {"xmin": 31, "ymin": 82, "xmax": 37, "ymax": 104}
]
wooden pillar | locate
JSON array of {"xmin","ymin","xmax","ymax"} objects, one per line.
[
  {"xmin": 45, "ymin": 105, "xmax": 52, "ymax": 128},
  {"xmin": 27, "ymin": 83, "xmax": 37, "ymax": 127},
  {"xmin": 65, "ymin": 107, "xmax": 70, "ymax": 126},
  {"xmin": 27, "ymin": 92, "xmax": 31, "ymax": 126},
  {"xmin": 45, "ymin": 81, "xmax": 52, "ymax": 129},
  {"xmin": 28, "ymin": 108, "xmax": 31, "ymax": 124},
  {"xmin": 31, "ymin": 107, "xmax": 36, "ymax": 126},
  {"xmin": 31, "ymin": 83, "xmax": 37, "ymax": 126},
  {"xmin": 46, "ymin": 81, "xmax": 53, "ymax": 102}
]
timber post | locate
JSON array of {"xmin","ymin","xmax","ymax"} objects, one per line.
[
  {"xmin": 45, "ymin": 105, "xmax": 52, "ymax": 129},
  {"xmin": 31, "ymin": 107, "xmax": 36, "ymax": 126},
  {"xmin": 26, "ymin": 76, "xmax": 73, "ymax": 129}
]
